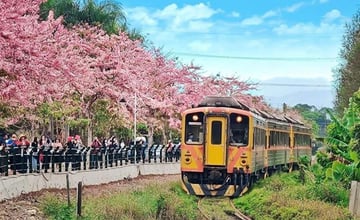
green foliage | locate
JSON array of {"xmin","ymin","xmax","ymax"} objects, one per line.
[
  {"xmin": 68, "ymin": 118, "xmax": 89, "ymax": 129},
  {"xmin": 350, "ymin": 124, "xmax": 360, "ymax": 153},
  {"xmin": 153, "ymin": 128, "xmax": 165, "ymax": 144},
  {"xmin": 235, "ymin": 172, "xmax": 351, "ymax": 220},
  {"xmin": 168, "ymin": 182, "xmax": 198, "ymax": 219},
  {"xmin": 334, "ymin": 8, "xmax": 360, "ymax": 115},
  {"xmin": 39, "ymin": 0, "xmax": 79, "ymax": 27},
  {"xmin": 322, "ymin": 90, "xmax": 360, "ymax": 188},
  {"xmin": 326, "ymin": 110, "xmax": 351, "ymax": 159},
  {"xmin": 293, "ymin": 104, "xmax": 332, "ymax": 138},
  {"xmin": 41, "ymin": 181, "xmax": 199, "ymax": 220},
  {"xmin": 40, "ymin": 194, "xmax": 75, "ymax": 220},
  {"xmin": 325, "ymin": 156, "xmax": 360, "ymax": 187},
  {"xmin": 39, "ymin": 0, "xmax": 143, "ymax": 39},
  {"xmin": 0, "ymin": 102, "xmax": 15, "ymax": 120},
  {"xmin": 90, "ymin": 99, "xmax": 144, "ymax": 139},
  {"xmin": 316, "ymin": 151, "xmax": 332, "ymax": 168},
  {"xmin": 306, "ymin": 181, "xmax": 349, "ymax": 207},
  {"xmin": 112, "ymin": 125, "xmax": 132, "ymax": 140},
  {"xmin": 309, "ymin": 163, "xmax": 326, "ymax": 184},
  {"xmin": 91, "ymin": 99, "xmax": 114, "ymax": 137},
  {"xmin": 39, "ymin": 173, "xmax": 353, "ymax": 220},
  {"xmin": 137, "ymin": 123, "xmax": 148, "ymax": 136},
  {"xmin": 37, "ymin": 101, "xmax": 77, "ymax": 120},
  {"xmin": 298, "ymin": 155, "xmax": 310, "ymax": 184}
]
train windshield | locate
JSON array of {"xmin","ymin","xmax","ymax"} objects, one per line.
[
  {"xmin": 229, "ymin": 113, "xmax": 249, "ymax": 146},
  {"xmin": 185, "ymin": 112, "xmax": 204, "ymax": 144}
]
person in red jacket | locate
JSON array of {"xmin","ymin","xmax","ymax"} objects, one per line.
[{"xmin": 15, "ymin": 134, "xmax": 30, "ymax": 173}]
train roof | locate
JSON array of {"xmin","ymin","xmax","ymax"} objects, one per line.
[
  {"xmin": 193, "ymin": 96, "xmax": 306, "ymax": 126},
  {"xmin": 197, "ymin": 96, "xmax": 251, "ymax": 110}
]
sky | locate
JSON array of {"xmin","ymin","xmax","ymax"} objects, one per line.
[{"xmin": 116, "ymin": 0, "xmax": 360, "ymax": 109}]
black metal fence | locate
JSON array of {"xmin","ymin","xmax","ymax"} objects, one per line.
[{"xmin": 0, "ymin": 143, "xmax": 181, "ymax": 176}]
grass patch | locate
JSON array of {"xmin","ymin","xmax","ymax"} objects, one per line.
[
  {"xmin": 40, "ymin": 172, "xmax": 354, "ymax": 220},
  {"xmin": 234, "ymin": 172, "xmax": 353, "ymax": 220},
  {"xmin": 40, "ymin": 194, "xmax": 75, "ymax": 220},
  {"xmin": 40, "ymin": 181, "xmax": 199, "ymax": 220}
]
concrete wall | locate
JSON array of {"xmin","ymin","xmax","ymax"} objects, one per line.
[
  {"xmin": 0, "ymin": 163, "xmax": 180, "ymax": 201},
  {"xmin": 350, "ymin": 181, "xmax": 360, "ymax": 217}
]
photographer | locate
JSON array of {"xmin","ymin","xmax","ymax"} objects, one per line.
[{"xmin": 90, "ymin": 137, "xmax": 101, "ymax": 169}]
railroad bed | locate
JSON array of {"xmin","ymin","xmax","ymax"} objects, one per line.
[{"xmin": 197, "ymin": 197, "xmax": 252, "ymax": 220}]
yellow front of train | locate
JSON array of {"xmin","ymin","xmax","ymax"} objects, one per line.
[{"xmin": 180, "ymin": 97, "xmax": 254, "ymax": 197}]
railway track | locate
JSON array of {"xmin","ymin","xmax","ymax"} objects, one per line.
[
  {"xmin": 228, "ymin": 199, "xmax": 252, "ymax": 220},
  {"xmin": 197, "ymin": 197, "xmax": 252, "ymax": 220}
]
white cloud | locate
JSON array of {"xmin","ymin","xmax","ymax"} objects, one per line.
[
  {"xmin": 123, "ymin": 1, "xmax": 343, "ymax": 101},
  {"xmin": 285, "ymin": 2, "xmax": 304, "ymax": 13},
  {"xmin": 241, "ymin": 16, "xmax": 263, "ymax": 26},
  {"xmin": 240, "ymin": 9, "xmax": 278, "ymax": 26},
  {"xmin": 323, "ymin": 9, "xmax": 341, "ymax": 23},
  {"xmin": 188, "ymin": 21, "xmax": 214, "ymax": 32},
  {"xmin": 273, "ymin": 22, "xmax": 342, "ymax": 35},
  {"xmin": 155, "ymin": 4, "xmax": 177, "ymax": 19},
  {"xmin": 154, "ymin": 3, "xmax": 219, "ymax": 28},
  {"xmin": 125, "ymin": 7, "xmax": 157, "ymax": 26},
  {"xmin": 231, "ymin": 11, "xmax": 240, "ymax": 18},
  {"xmin": 263, "ymin": 10, "xmax": 278, "ymax": 19}
]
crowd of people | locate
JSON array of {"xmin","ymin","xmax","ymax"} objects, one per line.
[{"xmin": 0, "ymin": 133, "xmax": 181, "ymax": 176}]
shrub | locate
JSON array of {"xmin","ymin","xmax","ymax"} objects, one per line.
[
  {"xmin": 306, "ymin": 181, "xmax": 349, "ymax": 207},
  {"xmin": 40, "ymin": 194, "xmax": 75, "ymax": 220}
]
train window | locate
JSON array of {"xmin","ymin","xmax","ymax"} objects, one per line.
[
  {"xmin": 269, "ymin": 130, "xmax": 290, "ymax": 147},
  {"xmin": 294, "ymin": 134, "xmax": 311, "ymax": 146},
  {"xmin": 254, "ymin": 127, "xmax": 265, "ymax": 149},
  {"xmin": 269, "ymin": 131, "xmax": 275, "ymax": 147},
  {"xmin": 185, "ymin": 112, "xmax": 204, "ymax": 144},
  {"xmin": 211, "ymin": 121, "xmax": 222, "ymax": 145},
  {"xmin": 229, "ymin": 113, "xmax": 249, "ymax": 146}
]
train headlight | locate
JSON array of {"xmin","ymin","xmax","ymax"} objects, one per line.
[
  {"xmin": 236, "ymin": 116, "xmax": 243, "ymax": 123},
  {"xmin": 192, "ymin": 114, "xmax": 199, "ymax": 121},
  {"xmin": 184, "ymin": 157, "xmax": 192, "ymax": 164}
]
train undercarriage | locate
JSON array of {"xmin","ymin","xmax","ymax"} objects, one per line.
[
  {"xmin": 181, "ymin": 167, "xmax": 252, "ymax": 197},
  {"xmin": 181, "ymin": 163, "xmax": 298, "ymax": 197}
]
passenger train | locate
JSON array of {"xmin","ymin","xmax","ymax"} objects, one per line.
[{"xmin": 180, "ymin": 96, "xmax": 312, "ymax": 197}]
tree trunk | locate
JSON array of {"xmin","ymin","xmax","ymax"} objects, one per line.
[
  {"xmin": 30, "ymin": 121, "xmax": 37, "ymax": 140},
  {"xmin": 148, "ymin": 125, "xmax": 154, "ymax": 146},
  {"xmin": 49, "ymin": 116, "xmax": 54, "ymax": 139},
  {"xmin": 42, "ymin": 119, "xmax": 47, "ymax": 136},
  {"xmin": 64, "ymin": 123, "xmax": 69, "ymax": 142},
  {"xmin": 87, "ymin": 121, "xmax": 92, "ymax": 147},
  {"xmin": 162, "ymin": 124, "xmax": 167, "ymax": 144}
]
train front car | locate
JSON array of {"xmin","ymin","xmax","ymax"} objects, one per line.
[{"xmin": 180, "ymin": 97, "xmax": 253, "ymax": 197}]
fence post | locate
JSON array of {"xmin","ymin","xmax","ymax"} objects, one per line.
[
  {"xmin": 349, "ymin": 181, "xmax": 360, "ymax": 217},
  {"xmin": 66, "ymin": 173, "xmax": 70, "ymax": 207},
  {"xmin": 77, "ymin": 181, "xmax": 82, "ymax": 217},
  {"xmin": 51, "ymin": 151, "xmax": 55, "ymax": 173},
  {"xmin": 5, "ymin": 151, "xmax": 9, "ymax": 176}
]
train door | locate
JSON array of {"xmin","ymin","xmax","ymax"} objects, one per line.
[{"xmin": 205, "ymin": 116, "xmax": 227, "ymax": 166}]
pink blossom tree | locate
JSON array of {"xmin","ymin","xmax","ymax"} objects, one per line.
[{"xmin": 0, "ymin": 0, "xmax": 302, "ymax": 145}]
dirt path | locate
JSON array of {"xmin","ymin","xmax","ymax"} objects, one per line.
[{"xmin": 0, "ymin": 174, "xmax": 180, "ymax": 220}]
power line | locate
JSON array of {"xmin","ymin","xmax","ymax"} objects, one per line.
[
  {"xmin": 174, "ymin": 52, "xmax": 338, "ymax": 61},
  {"xmin": 258, "ymin": 83, "xmax": 332, "ymax": 87}
]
